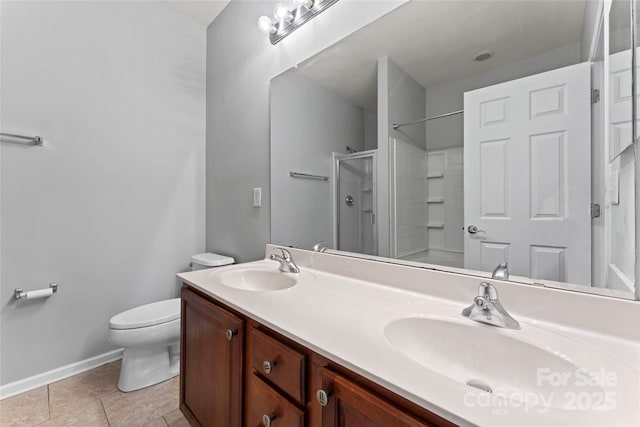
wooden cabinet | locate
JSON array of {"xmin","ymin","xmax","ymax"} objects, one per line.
[
  {"xmin": 245, "ymin": 374, "xmax": 304, "ymax": 427},
  {"xmin": 245, "ymin": 325, "xmax": 307, "ymax": 427},
  {"xmin": 249, "ymin": 328, "xmax": 306, "ymax": 404},
  {"xmin": 181, "ymin": 285, "xmax": 455, "ymax": 427},
  {"xmin": 318, "ymin": 369, "xmax": 436, "ymax": 427},
  {"xmin": 180, "ymin": 287, "xmax": 244, "ymax": 427}
]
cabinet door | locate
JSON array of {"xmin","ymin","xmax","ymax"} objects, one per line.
[
  {"xmin": 245, "ymin": 374, "xmax": 304, "ymax": 427},
  {"xmin": 318, "ymin": 369, "xmax": 434, "ymax": 427},
  {"xmin": 181, "ymin": 287, "xmax": 244, "ymax": 427}
]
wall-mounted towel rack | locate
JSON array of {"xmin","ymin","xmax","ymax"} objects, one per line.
[
  {"xmin": 289, "ymin": 171, "xmax": 329, "ymax": 181},
  {"xmin": 1, "ymin": 132, "xmax": 43, "ymax": 146}
]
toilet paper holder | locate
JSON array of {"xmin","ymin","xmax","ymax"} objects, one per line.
[{"xmin": 14, "ymin": 283, "xmax": 58, "ymax": 300}]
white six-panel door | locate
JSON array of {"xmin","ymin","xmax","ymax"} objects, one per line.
[
  {"xmin": 464, "ymin": 62, "xmax": 591, "ymax": 285},
  {"xmin": 608, "ymin": 48, "xmax": 637, "ymax": 161}
]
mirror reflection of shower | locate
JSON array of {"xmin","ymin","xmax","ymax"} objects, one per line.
[{"xmin": 333, "ymin": 151, "xmax": 377, "ymax": 255}]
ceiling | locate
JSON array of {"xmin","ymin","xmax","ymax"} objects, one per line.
[
  {"xmin": 161, "ymin": 0, "xmax": 230, "ymax": 26},
  {"xmin": 296, "ymin": 0, "xmax": 586, "ymax": 109}
]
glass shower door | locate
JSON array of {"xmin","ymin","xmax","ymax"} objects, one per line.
[{"xmin": 334, "ymin": 151, "xmax": 377, "ymax": 255}]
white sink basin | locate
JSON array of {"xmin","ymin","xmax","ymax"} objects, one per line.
[
  {"xmin": 218, "ymin": 268, "xmax": 297, "ymax": 291},
  {"xmin": 374, "ymin": 306, "xmax": 639, "ymax": 413},
  {"xmin": 385, "ymin": 317, "xmax": 591, "ymax": 400}
]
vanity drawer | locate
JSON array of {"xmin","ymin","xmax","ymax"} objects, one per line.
[
  {"xmin": 250, "ymin": 328, "xmax": 306, "ymax": 403},
  {"xmin": 246, "ymin": 374, "xmax": 304, "ymax": 427}
]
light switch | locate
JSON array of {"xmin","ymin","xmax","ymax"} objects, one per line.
[{"xmin": 253, "ymin": 187, "xmax": 262, "ymax": 208}]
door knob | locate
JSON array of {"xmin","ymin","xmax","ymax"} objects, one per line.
[
  {"xmin": 262, "ymin": 360, "xmax": 276, "ymax": 374},
  {"xmin": 467, "ymin": 225, "xmax": 485, "ymax": 234},
  {"xmin": 262, "ymin": 413, "xmax": 276, "ymax": 427},
  {"xmin": 316, "ymin": 388, "xmax": 333, "ymax": 406},
  {"xmin": 225, "ymin": 329, "xmax": 237, "ymax": 341}
]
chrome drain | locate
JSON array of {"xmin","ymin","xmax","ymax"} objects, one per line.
[{"xmin": 466, "ymin": 379, "xmax": 493, "ymax": 393}]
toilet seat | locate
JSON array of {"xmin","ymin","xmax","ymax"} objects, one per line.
[{"xmin": 109, "ymin": 298, "xmax": 180, "ymax": 330}]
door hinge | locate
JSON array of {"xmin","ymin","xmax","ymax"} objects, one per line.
[
  {"xmin": 591, "ymin": 203, "xmax": 601, "ymax": 218},
  {"xmin": 591, "ymin": 89, "xmax": 600, "ymax": 104}
]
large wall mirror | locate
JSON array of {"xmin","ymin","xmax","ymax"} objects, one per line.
[{"xmin": 270, "ymin": 0, "xmax": 638, "ymax": 299}]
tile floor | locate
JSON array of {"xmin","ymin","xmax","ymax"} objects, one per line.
[{"xmin": 0, "ymin": 361, "xmax": 189, "ymax": 427}]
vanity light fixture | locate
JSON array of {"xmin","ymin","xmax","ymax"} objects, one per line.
[
  {"xmin": 294, "ymin": 0, "xmax": 314, "ymax": 9},
  {"xmin": 257, "ymin": 0, "xmax": 340, "ymax": 45},
  {"xmin": 274, "ymin": 2, "xmax": 294, "ymax": 22},
  {"xmin": 258, "ymin": 16, "xmax": 277, "ymax": 35}
]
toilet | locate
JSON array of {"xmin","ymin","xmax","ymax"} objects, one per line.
[{"xmin": 108, "ymin": 252, "xmax": 234, "ymax": 392}]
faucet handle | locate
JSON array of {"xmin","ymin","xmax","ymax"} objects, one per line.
[
  {"xmin": 491, "ymin": 262, "xmax": 509, "ymax": 280},
  {"xmin": 478, "ymin": 282, "xmax": 499, "ymax": 302},
  {"xmin": 278, "ymin": 248, "xmax": 292, "ymax": 260},
  {"xmin": 312, "ymin": 241, "xmax": 327, "ymax": 252}
]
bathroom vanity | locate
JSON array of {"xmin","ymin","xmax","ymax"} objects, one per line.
[
  {"xmin": 178, "ymin": 245, "xmax": 640, "ymax": 427},
  {"xmin": 180, "ymin": 286, "xmax": 452, "ymax": 427}
]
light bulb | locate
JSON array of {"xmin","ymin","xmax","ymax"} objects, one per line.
[
  {"xmin": 293, "ymin": 0, "xmax": 313, "ymax": 9},
  {"xmin": 273, "ymin": 3, "xmax": 293, "ymax": 22},
  {"xmin": 257, "ymin": 16, "xmax": 276, "ymax": 34}
]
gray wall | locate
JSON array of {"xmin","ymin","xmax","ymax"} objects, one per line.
[
  {"xmin": 270, "ymin": 70, "xmax": 364, "ymax": 250},
  {"xmin": 205, "ymin": 0, "xmax": 406, "ymax": 263},
  {"xmin": 386, "ymin": 59, "xmax": 427, "ymax": 149},
  {"xmin": 425, "ymin": 43, "xmax": 582, "ymax": 152},
  {"xmin": 376, "ymin": 57, "xmax": 427, "ymax": 257},
  {"xmin": 0, "ymin": 1, "xmax": 206, "ymax": 385},
  {"xmin": 363, "ymin": 108, "xmax": 378, "ymax": 151}
]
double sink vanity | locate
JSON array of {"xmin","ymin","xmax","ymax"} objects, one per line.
[{"xmin": 177, "ymin": 245, "xmax": 640, "ymax": 427}]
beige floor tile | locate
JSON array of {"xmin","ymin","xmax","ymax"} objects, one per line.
[
  {"xmin": 36, "ymin": 399, "xmax": 108, "ymax": 427},
  {"xmin": 48, "ymin": 361, "xmax": 120, "ymax": 418},
  {"xmin": 0, "ymin": 386, "xmax": 49, "ymax": 427},
  {"xmin": 144, "ymin": 417, "xmax": 168, "ymax": 427},
  {"xmin": 101, "ymin": 376, "xmax": 179, "ymax": 427},
  {"xmin": 162, "ymin": 408, "xmax": 190, "ymax": 427}
]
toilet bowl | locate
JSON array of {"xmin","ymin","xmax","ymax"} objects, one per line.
[
  {"xmin": 108, "ymin": 252, "xmax": 234, "ymax": 392},
  {"xmin": 108, "ymin": 299, "xmax": 181, "ymax": 392}
]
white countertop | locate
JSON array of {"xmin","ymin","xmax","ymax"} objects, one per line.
[{"xmin": 178, "ymin": 251, "xmax": 640, "ymax": 427}]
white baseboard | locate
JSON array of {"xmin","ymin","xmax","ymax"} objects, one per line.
[{"xmin": 0, "ymin": 349, "xmax": 123, "ymax": 400}]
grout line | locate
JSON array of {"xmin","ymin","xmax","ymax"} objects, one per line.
[
  {"xmin": 47, "ymin": 384, "xmax": 51, "ymax": 421},
  {"xmin": 31, "ymin": 386, "xmax": 51, "ymax": 426},
  {"xmin": 100, "ymin": 398, "xmax": 111, "ymax": 427}
]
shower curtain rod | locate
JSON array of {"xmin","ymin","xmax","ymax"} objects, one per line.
[
  {"xmin": 392, "ymin": 109, "xmax": 464, "ymax": 130},
  {"xmin": 0, "ymin": 132, "xmax": 43, "ymax": 146}
]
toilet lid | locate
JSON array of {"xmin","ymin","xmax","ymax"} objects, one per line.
[
  {"xmin": 192, "ymin": 252, "xmax": 234, "ymax": 267},
  {"xmin": 109, "ymin": 298, "xmax": 181, "ymax": 330}
]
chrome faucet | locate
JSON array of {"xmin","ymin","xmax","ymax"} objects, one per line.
[
  {"xmin": 462, "ymin": 282, "xmax": 520, "ymax": 329},
  {"xmin": 312, "ymin": 241, "xmax": 328, "ymax": 252},
  {"xmin": 492, "ymin": 262, "xmax": 509, "ymax": 280},
  {"xmin": 270, "ymin": 248, "xmax": 300, "ymax": 273}
]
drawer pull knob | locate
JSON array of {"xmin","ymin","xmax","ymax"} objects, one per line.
[
  {"xmin": 316, "ymin": 388, "xmax": 333, "ymax": 406},
  {"xmin": 262, "ymin": 360, "xmax": 276, "ymax": 374},
  {"xmin": 262, "ymin": 413, "xmax": 276, "ymax": 427},
  {"xmin": 225, "ymin": 329, "xmax": 237, "ymax": 341}
]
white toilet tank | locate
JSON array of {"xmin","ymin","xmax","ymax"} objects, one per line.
[{"xmin": 191, "ymin": 252, "xmax": 234, "ymax": 270}]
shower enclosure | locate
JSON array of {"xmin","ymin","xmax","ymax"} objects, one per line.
[{"xmin": 332, "ymin": 151, "xmax": 377, "ymax": 255}]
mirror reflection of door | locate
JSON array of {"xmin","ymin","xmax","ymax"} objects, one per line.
[
  {"xmin": 270, "ymin": 0, "xmax": 637, "ymax": 297},
  {"xmin": 608, "ymin": 0, "xmax": 634, "ymax": 161},
  {"xmin": 463, "ymin": 63, "xmax": 591, "ymax": 285},
  {"xmin": 335, "ymin": 152, "xmax": 377, "ymax": 255},
  {"xmin": 605, "ymin": 0, "xmax": 636, "ymax": 292}
]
